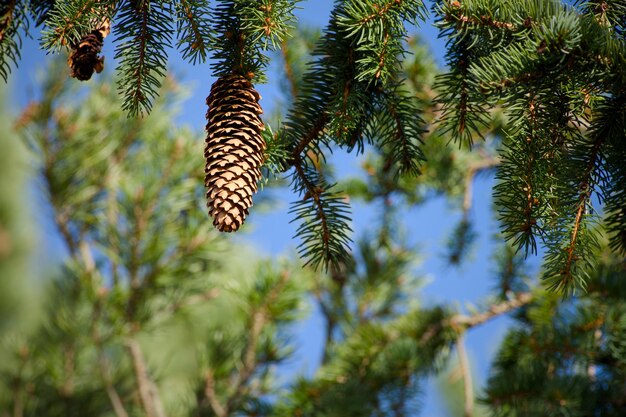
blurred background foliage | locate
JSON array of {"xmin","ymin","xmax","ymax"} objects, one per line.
[{"xmin": 0, "ymin": 25, "xmax": 625, "ymax": 417}]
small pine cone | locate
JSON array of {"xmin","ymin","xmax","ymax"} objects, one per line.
[
  {"xmin": 204, "ymin": 74, "xmax": 265, "ymax": 232},
  {"xmin": 68, "ymin": 21, "xmax": 110, "ymax": 81}
]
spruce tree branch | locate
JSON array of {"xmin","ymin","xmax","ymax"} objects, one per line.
[
  {"xmin": 177, "ymin": 0, "xmax": 208, "ymax": 60},
  {"xmin": 457, "ymin": 45, "xmax": 469, "ymax": 137},
  {"xmin": 125, "ymin": 145, "xmax": 182, "ymax": 322},
  {"xmin": 420, "ymin": 292, "xmax": 534, "ymax": 345},
  {"xmin": 204, "ymin": 272, "xmax": 290, "ymax": 416},
  {"xmin": 445, "ymin": 11, "xmax": 517, "ymax": 30},
  {"xmin": 375, "ymin": 32, "xmax": 390, "ymax": 80},
  {"xmin": 48, "ymin": 0, "xmax": 96, "ymax": 47},
  {"xmin": 134, "ymin": 2, "xmax": 149, "ymax": 108},
  {"xmin": 456, "ymin": 333, "xmax": 473, "ymax": 417},
  {"xmin": 452, "ymin": 292, "xmax": 534, "ymax": 329},
  {"xmin": 561, "ymin": 134, "xmax": 605, "ymax": 279},
  {"xmin": 91, "ymin": 295, "xmax": 130, "ymax": 417},
  {"xmin": 293, "ymin": 157, "xmax": 331, "ymax": 254},
  {"xmin": 204, "ymin": 370, "xmax": 227, "ymax": 417},
  {"xmin": 126, "ymin": 338, "xmax": 168, "ymax": 417},
  {"xmin": 290, "ymin": 112, "xmax": 328, "ymax": 162},
  {"xmin": 353, "ymin": 0, "xmax": 407, "ymax": 25},
  {"xmin": 42, "ymin": 139, "xmax": 79, "ymax": 257},
  {"xmin": 0, "ymin": 0, "xmax": 16, "ymax": 44},
  {"xmin": 227, "ymin": 271, "xmax": 291, "ymax": 412}
]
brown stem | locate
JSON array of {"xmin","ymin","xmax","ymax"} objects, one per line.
[
  {"xmin": 204, "ymin": 370, "xmax": 227, "ymax": 417},
  {"xmin": 456, "ymin": 333, "xmax": 474, "ymax": 417},
  {"xmin": 280, "ymin": 38, "xmax": 298, "ymax": 99},
  {"xmin": 356, "ymin": 0, "xmax": 406, "ymax": 25},
  {"xmin": 290, "ymin": 112, "xmax": 328, "ymax": 161},
  {"xmin": 462, "ymin": 157, "xmax": 501, "ymax": 218},
  {"xmin": 91, "ymin": 295, "xmax": 130, "ymax": 417},
  {"xmin": 561, "ymin": 135, "xmax": 604, "ymax": 280},
  {"xmin": 204, "ymin": 272, "xmax": 291, "ymax": 416},
  {"xmin": 127, "ymin": 339, "xmax": 167, "ymax": 417},
  {"xmin": 453, "ymin": 292, "xmax": 533, "ymax": 328},
  {"xmin": 420, "ymin": 292, "xmax": 534, "ymax": 345},
  {"xmin": 0, "ymin": 0, "xmax": 16, "ymax": 44},
  {"xmin": 293, "ymin": 156, "xmax": 331, "ymax": 251},
  {"xmin": 446, "ymin": 11, "xmax": 517, "ymax": 30},
  {"xmin": 179, "ymin": 0, "xmax": 206, "ymax": 57}
]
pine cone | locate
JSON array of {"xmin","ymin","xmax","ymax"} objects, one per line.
[
  {"xmin": 204, "ymin": 74, "xmax": 265, "ymax": 232},
  {"xmin": 68, "ymin": 21, "xmax": 110, "ymax": 81}
]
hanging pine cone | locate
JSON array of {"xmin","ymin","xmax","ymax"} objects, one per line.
[
  {"xmin": 68, "ymin": 21, "xmax": 110, "ymax": 81},
  {"xmin": 204, "ymin": 74, "xmax": 265, "ymax": 232}
]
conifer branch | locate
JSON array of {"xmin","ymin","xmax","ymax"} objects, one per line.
[
  {"xmin": 92, "ymin": 296, "xmax": 130, "ymax": 417},
  {"xmin": 0, "ymin": 0, "xmax": 24, "ymax": 81},
  {"xmin": 290, "ymin": 112, "xmax": 328, "ymax": 163},
  {"xmin": 420, "ymin": 292, "xmax": 535, "ymax": 347},
  {"xmin": 43, "ymin": 0, "xmax": 97, "ymax": 49},
  {"xmin": 115, "ymin": 0, "xmax": 172, "ymax": 116},
  {"xmin": 456, "ymin": 333, "xmax": 474, "ymax": 417},
  {"xmin": 291, "ymin": 158, "xmax": 337, "ymax": 270},
  {"xmin": 203, "ymin": 370, "xmax": 227, "ymax": 417},
  {"xmin": 0, "ymin": 0, "xmax": 17, "ymax": 44},
  {"xmin": 463, "ymin": 156, "xmax": 501, "ymax": 217},
  {"xmin": 204, "ymin": 271, "xmax": 291, "ymax": 416},
  {"xmin": 127, "ymin": 339, "xmax": 167, "ymax": 417},
  {"xmin": 563, "ymin": 138, "xmax": 603, "ymax": 276},
  {"xmin": 452, "ymin": 292, "xmax": 534, "ymax": 328},
  {"xmin": 445, "ymin": 9, "xmax": 518, "ymax": 30},
  {"xmin": 543, "ymin": 129, "xmax": 605, "ymax": 292},
  {"xmin": 175, "ymin": 0, "xmax": 211, "ymax": 64},
  {"xmin": 280, "ymin": 37, "xmax": 298, "ymax": 98}
]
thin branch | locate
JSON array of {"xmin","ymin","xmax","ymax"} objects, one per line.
[
  {"xmin": 280, "ymin": 38, "xmax": 298, "ymax": 98},
  {"xmin": 178, "ymin": 0, "xmax": 208, "ymax": 60},
  {"xmin": 0, "ymin": 0, "xmax": 17, "ymax": 44},
  {"xmin": 355, "ymin": 1, "xmax": 406, "ymax": 25},
  {"xmin": 562, "ymin": 136, "xmax": 605, "ymax": 278},
  {"xmin": 126, "ymin": 339, "xmax": 167, "ymax": 417},
  {"xmin": 11, "ymin": 345, "xmax": 28, "ymax": 417},
  {"xmin": 463, "ymin": 156, "xmax": 501, "ymax": 217},
  {"xmin": 204, "ymin": 272, "xmax": 291, "ymax": 417},
  {"xmin": 445, "ymin": 7, "xmax": 518, "ymax": 31},
  {"xmin": 91, "ymin": 296, "xmax": 130, "ymax": 417},
  {"xmin": 453, "ymin": 292, "xmax": 533, "ymax": 328},
  {"xmin": 290, "ymin": 112, "xmax": 328, "ymax": 162},
  {"xmin": 456, "ymin": 333, "xmax": 473, "ymax": 417},
  {"xmin": 293, "ymin": 157, "xmax": 332, "ymax": 255},
  {"xmin": 204, "ymin": 370, "xmax": 227, "ymax": 417},
  {"xmin": 420, "ymin": 292, "xmax": 534, "ymax": 345},
  {"xmin": 49, "ymin": 0, "xmax": 95, "ymax": 47}
]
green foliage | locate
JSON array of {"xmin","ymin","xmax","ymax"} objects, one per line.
[
  {"xmin": 0, "ymin": 0, "xmax": 27, "ymax": 82},
  {"xmin": 114, "ymin": 1, "xmax": 173, "ymax": 116},
  {"xmin": 0, "ymin": 86, "xmax": 36, "ymax": 335},
  {"xmin": 0, "ymin": 64, "xmax": 310, "ymax": 416},
  {"xmin": 35, "ymin": 0, "xmax": 298, "ymax": 115},
  {"xmin": 1, "ymin": 1, "xmax": 626, "ymax": 416},
  {"xmin": 483, "ymin": 244, "xmax": 626, "ymax": 415},
  {"xmin": 272, "ymin": 0, "xmax": 427, "ymax": 271},
  {"xmin": 434, "ymin": 0, "xmax": 626, "ymax": 293},
  {"xmin": 175, "ymin": 0, "xmax": 212, "ymax": 65},
  {"xmin": 42, "ymin": 0, "xmax": 115, "ymax": 50},
  {"xmin": 209, "ymin": 0, "xmax": 298, "ymax": 80}
]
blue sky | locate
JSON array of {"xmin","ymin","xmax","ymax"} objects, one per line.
[{"xmin": 10, "ymin": 1, "xmax": 540, "ymax": 415}]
